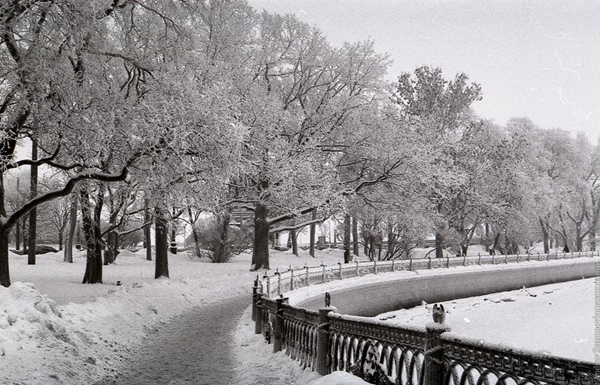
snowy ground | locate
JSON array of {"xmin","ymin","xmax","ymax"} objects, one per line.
[{"xmin": 1, "ymin": 245, "xmax": 595, "ymax": 384}]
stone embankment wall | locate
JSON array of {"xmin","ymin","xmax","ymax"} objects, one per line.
[{"xmin": 297, "ymin": 260, "xmax": 596, "ymax": 316}]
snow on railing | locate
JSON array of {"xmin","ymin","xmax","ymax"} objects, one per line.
[{"xmin": 256, "ymin": 250, "xmax": 600, "ymax": 298}]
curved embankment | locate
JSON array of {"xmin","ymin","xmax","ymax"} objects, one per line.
[{"xmin": 296, "ymin": 259, "xmax": 597, "ymax": 317}]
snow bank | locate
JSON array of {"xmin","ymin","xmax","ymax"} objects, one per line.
[
  {"xmin": 0, "ymin": 282, "xmax": 65, "ymax": 356},
  {"xmin": 0, "ymin": 277, "xmax": 223, "ymax": 384}
]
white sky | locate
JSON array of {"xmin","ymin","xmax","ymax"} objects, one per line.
[{"xmin": 248, "ymin": 0, "xmax": 600, "ymax": 144}]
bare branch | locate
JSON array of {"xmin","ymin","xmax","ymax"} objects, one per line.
[
  {"xmin": 4, "ymin": 167, "xmax": 130, "ymax": 230},
  {"xmin": 269, "ymin": 216, "xmax": 325, "ymax": 234}
]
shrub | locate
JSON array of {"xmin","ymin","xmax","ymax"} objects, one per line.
[{"xmin": 186, "ymin": 215, "xmax": 252, "ymax": 263}]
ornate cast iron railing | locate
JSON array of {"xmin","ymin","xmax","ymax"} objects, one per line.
[
  {"xmin": 328, "ymin": 313, "xmax": 426, "ymax": 385},
  {"xmin": 281, "ymin": 304, "xmax": 319, "ymax": 370},
  {"xmin": 441, "ymin": 333, "xmax": 598, "ymax": 385},
  {"xmin": 258, "ymin": 250, "xmax": 600, "ymax": 298},
  {"xmin": 252, "ymin": 251, "xmax": 600, "ymax": 385}
]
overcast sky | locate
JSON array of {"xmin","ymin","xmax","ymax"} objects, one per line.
[{"xmin": 248, "ymin": 0, "xmax": 600, "ymax": 143}]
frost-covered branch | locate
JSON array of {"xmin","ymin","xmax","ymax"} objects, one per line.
[{"xmin": 4, "ymin": 167, "xmax": 130, "ymax": 230}]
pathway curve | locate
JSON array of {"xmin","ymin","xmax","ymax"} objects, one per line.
[{"xmin": 110, "ymin": 295, "xmax": 250, "ymax": 385}]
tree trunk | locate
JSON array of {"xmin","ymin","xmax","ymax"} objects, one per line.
[
  {"xmin": 0, "ymin": 172, "xmax": 10, "ymax": 287},
  {"xmin": 15, "ymin": 221, "xmax": 21, "ymax": 251},
  {"xmin": 104, "ymin": 232, "xmax": 117, "ymax": 265},
  {"xmin": 363, "ymin": 226, "xmax": 369, "ymax": 256},
  {"xmin": 28, "ymin": 138, "xmax": 38, "ymax": 265},
  {"xmin": 343, "ymin": 214, "xmax": 351, "ymax": 263},
  {"xmin": 251, "ymin": 202, "xmax": 270, "ymax": 271},
  {"xmin": 291, "ymin": 229, "xmax": 298, "ymax": 256},
  {"xmin": 154, "ymin": 207, "xmax": 169, "ymax": 278},
  {"xmin": 352, "ymin": 217, "xmax": 359, "ymax": 256},
  {"xmin": 80, "ymin": 188, "xmax": 103, "ymax": 284},
  {"xmin": 104, "ymin": 211, "xmax": 120, "ymax": 265},
  {"xmin": 538, "ymin": 217, "xmax": 550, "ymax": 254},
  {"xmin": 15, "ymin": 177, "xmax": 21, "ymax": 251},
  {"xmin": 435, "ymin": 232, "xmax": 444, "ymax": 258},
  {"xmin": 213, "ymin": 208, "xmax": 231, "ymax": 263},
  {"xmin": 170, "ymin": 223, "xmax": 177, "ymax": 254},
  {"xmin": 22, "ymin": 217, "xmax": 28, "ymax": 254},
  {"xmin": 27, "ymin": 207, "xmax": 36, "ymax": 265},
  {"xmin": 187, "ymin": 205, "xmax": 202, "ymax": 258},
  {"xmin": 0, "ymin": 229, "xmax": 10, "ymax": 287},
  {"xmin": 435, "ymin": 202, "xmax": 445, "ymax": 258},
  {"xmin": 64, "ymin": 195, "xmax": 77, "ymax": 263},
  {"xmin": 309, "ymin": 211, "xmax": 316, "ymax": 257},
  {"xmin": 144, "ymin": 198, "xmax": 152, "ymax": 261},
  {"xmin": 590, "ymin": 229, "xmax": 596, "ymax": 251},
  {"xmin": 191, "ymin": 226, "xmax": 202, "ymax": 257},
  {"xmin": 386, "ymin": 222, "xmax": 395, "ymax": 260},
  {"xmin": 490, "ymin": 231, "xmax": 503, "ymax": 255}
]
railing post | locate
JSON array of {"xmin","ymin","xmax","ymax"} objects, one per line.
[
  {"xmin": 273, "ymin": 297, "xmax": 288, "ymax": 353},
  {"xmin": 478, "ymin": 253, "xmax": 481, "ymax": 266},
  {"xmin": 252, "ymin": 275, "xmax": 261, "ymax": 322},
  {"xmin": 263, "ymin": 272, "xmax": 271, "ymax": 297},
  {"xmin": 355, "ymin": 260, "xmax": 359, "ymax": 276},
  {"xmin": 374, "ymin": 259, "xmax": 378, "ymax": 274},
  {"xmin": 317, "ymin": 306, "xmax": 335, "ymax": 375},
  {"xmin": 290, "ymin": 267, "xmax": 294, "ymax": 290},
  {"xmin": 321, "ymin": 263, "xmax": 326, "ymax": 283},
  {"xmin": 338, "ymin": 261, "xmax": 343, "ymax": 280},
  {"xmin": 255, "ymin": 293, "xmax": 264, "ymax": 335},
  {"xmin": 305, "ymin": 264, "xmax": 310, "ymax": 286},
  {"xmin": 275, "ymin": 268, "xmax": 281, "ymax": 296},
  {"xmin": 423, "ymin": 305, "xmax": 451, "ymax": 385}
]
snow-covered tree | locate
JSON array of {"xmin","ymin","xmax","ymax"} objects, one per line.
[
  {"xmin": 394, "ymin": 66, "xmax": 483, "ymax": 257},
  {"xmin": 229, "ymin": 13, "xmax": 392, "ymax": 271}
]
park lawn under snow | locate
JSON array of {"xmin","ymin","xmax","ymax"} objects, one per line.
[{"xmin": 0, "ymin": 245, "xmax": 595, "ymax": 384}]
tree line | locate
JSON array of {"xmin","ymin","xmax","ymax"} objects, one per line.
[{"xmin": 0, "ymin": 0, "xmax": 597, "ymax": 287}]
